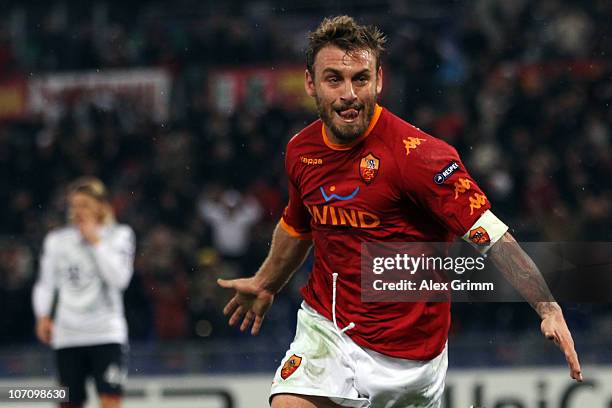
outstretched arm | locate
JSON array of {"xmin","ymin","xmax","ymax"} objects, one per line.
[
  {"xmin": 33, "ymin": 235, "xmax": 56, "ymax": 345},
  {"xmin": 217, "ymin": 221, "xmax": 312, "ymax": 335},
  {"xmin": 488, "ymin": 231, "xmax": 583, "ymax": 381}
]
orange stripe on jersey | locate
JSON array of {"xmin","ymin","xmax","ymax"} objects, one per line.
[
  {"xmin": 322, "ymin": 104, "xmax": 383, "ymax": 151},
  {"xmin": 279, "ymin": 217, "xmax": 312, "ymax": 240}
]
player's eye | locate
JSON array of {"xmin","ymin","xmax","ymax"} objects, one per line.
[
  {"xmin": 327, "ymin": 76, "xmax": 340, "ymax": 84},
  {"xmin": 355, "ymin": 76, "xmax": 369, "ymax": 85}
]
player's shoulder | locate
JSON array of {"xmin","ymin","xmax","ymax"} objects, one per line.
[
  {"xmin": 380, "ymin": 109, "xmax": 458, "ymax": 164},
  {"xmin": 43, "ymin": 226, "xmax": 78, "ymax": 247},
  {"xmin": 284, "ymin": 118, "xmax": 324, "ymax": 174},
  {"xmin": 286, "ymin": 118, "xmax": 322, "ymax": 153},
  {"xmin": 110, "ymin": 223, "xmax": 134, "ymax": 233},
  {"xmin": 106, "ymin": 223, "xmax": 136, "ymax": 241}
]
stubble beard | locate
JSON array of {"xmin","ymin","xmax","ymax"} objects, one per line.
[{"xmin": 316, "ymin": 96, "xmax": 376, "ymax": 144}]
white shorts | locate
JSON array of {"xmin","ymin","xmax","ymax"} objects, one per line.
[{"xmin": 270, "ymin": 302, "xmax": 448, "ymax": 408}]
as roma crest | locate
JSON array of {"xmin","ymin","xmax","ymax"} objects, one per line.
[
  {"xmin": 280, "ymin": 354, "xmax": 302, "ymax": 380},
  {"xmin": 359, "ymin": 153, "xmax": 380, "ymax": 184},
  {"xmin": 469, "ymin": 226, "xmax": 491, "ymax": 246}
]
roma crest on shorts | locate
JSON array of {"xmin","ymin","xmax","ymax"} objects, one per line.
[
  {"xmin": 280, "ymin": 354, "xmax": 302, "ymax": 379},
  {"xmin": 359, "ymin": 153, "xmax": 380, "ymax": 184}
]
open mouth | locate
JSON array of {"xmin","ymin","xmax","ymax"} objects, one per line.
[{"xmin": 335, "ymin": 107, "xmax": 361, "ymax": 123}]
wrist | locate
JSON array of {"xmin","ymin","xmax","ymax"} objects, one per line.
[
  {"xmin": 536, "ymin": 301, "xmax": 562, "ymax": 319},
  {"xmin": 253, "ymin": 271, "xmax": 279, "ymax": 294}
]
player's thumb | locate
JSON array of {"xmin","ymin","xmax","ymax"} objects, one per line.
[{"xmin": 217, "ymin": 278, "xmax": 235, "ymax": 289}]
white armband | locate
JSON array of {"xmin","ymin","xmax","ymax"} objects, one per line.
[{"xmin": 462, "ymin": 210, "xmax": 508, "ymax": 253}]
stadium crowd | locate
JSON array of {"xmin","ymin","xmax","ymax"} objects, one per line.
[{"xmin": 0, "ymin": 0, "xmax": 611, "ymax": 358}]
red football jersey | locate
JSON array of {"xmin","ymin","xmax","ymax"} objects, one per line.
[{"xmin": 281, "ymin": 105, "xmax": 490, "ymax": 360}]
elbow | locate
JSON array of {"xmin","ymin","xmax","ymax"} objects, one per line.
[
  {"xmin": 114, "ymin": 271, "xmax": 133, "ymax": 290},
  {"xmin": 103, "ymin": 267, "xmax": 133, "ymax": 290}
]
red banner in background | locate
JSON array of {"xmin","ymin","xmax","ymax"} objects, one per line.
[
  {"xmin": 0, "ymin": 75, "xmax": 27, "ymax": 120},
  {"xmin": 209, "ymin": 66, "xmax": 316, "ymax": 114}
]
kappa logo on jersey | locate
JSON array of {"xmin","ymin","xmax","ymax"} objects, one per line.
[
  {"xmin": 320, "ymin": 185, "xmax": 360, "ymax": 202},
  {"xmin": 403, "ymin": 137, "xmax": 425, "ymax": 155},
  {"xmin": 281, "ymin": 354, "xmax": 302, "ymax": 380},
  {"xmin": 469, "ymin": 193, "xmax": 487, "ymax": 215},
  {"xmin": 300, "ymin": 156, "xmax": 323, "ymax": 165},
  {"xmin": 454, "ymin": 178, "xmax": 472, "ymax": 199},
  {"xmin": 468, "ymin": 226, "xmax": 491, "ymax": 246},
  {"xmin": 359, "ymin": 153, "xmax": 380, "ymax": 184},
  {"xmin": 434, "ymin": 161, "xmax": 459, "ymax": 184}
]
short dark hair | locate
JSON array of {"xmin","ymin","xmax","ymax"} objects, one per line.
[{"xmin": 306, "ymin": 15, "xmax": 387, "ymax": 76}]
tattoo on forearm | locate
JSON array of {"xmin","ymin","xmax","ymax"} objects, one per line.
[{"xmin": 489, "ymin": 232, "xmax": 560, "ymax": 317}]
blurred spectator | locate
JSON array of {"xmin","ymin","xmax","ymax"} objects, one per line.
[
  {"xmin": 137, "ymin": 225, "xmax": 191, "ymax": 340},
  {"xmin": 0, "ymin": 243, "xmax": 34, "ymax": 344},
  {"xmin": 198, "ymin": 189, "xmax": 262, "ymax": 267},
  {"xmin": 189, "ymin": 248, "xmax": 240, "ymax": 339}
]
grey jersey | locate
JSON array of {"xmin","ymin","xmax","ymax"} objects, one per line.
[{"xmin": 32, "ymin": 224, "xmax": 135, "ymax": 349}]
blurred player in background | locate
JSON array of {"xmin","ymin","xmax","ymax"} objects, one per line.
[
  {"xmin": 218, "ymin": 16, "xmax": 582, "ymax": 408},
  {"xmin": 32, "ymin": 177, "xmax": 135, "ymax": 408}
]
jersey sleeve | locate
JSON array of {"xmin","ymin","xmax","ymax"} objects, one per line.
[
  {"xmin": 400, "ymin": 137, "xmax": 491, "ymax": 237},
  {"xmin": 461, "ymin": 209, "xmax": 509, "ymax": 253},
  {"xmin": 91, "ymin": 225, "xmax": 135, "ymax": 289},
  {"xmin": 281, "ymin": 178, "xmax": 313, "ymax": 240},
  {"xmin": 280, "ymin": 143, "xmax": 312, "ymax": 240},
  {"xmin": 32, "ymin": 234, "xmax": 57, "ymax": 319}
]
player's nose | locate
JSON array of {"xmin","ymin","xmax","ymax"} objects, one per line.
[{"xmin": 340, "ymin": 81, "xmax": 357, "ymax": 104}]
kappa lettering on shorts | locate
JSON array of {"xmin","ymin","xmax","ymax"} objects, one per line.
[{"xmin": 270, "ymin": 302, "xmax": 447, "ymax": 408}]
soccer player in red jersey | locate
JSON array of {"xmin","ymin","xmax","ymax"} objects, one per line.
[{"xmin": 218, "ymin": 16, "xmax": 582, "ymax": 408}]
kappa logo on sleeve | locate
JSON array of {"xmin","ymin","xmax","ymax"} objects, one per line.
[
  {"xmin": 280, "ymin": 354, "xmax": 302, "ymax": 380},
  {"xmin": 468, "ymin": 226, "xmax": 491, "ymax": 246},
  {"xmin": 433, "ymin": 161, "xmax": 459, "ymax": 184},
  {"xmin": 469, "ymin": 193, "xmax": 487, "ymax": 215},
  {"xmin": 454, "ymin": 178, "xmax": 472, "ymax": 199},
  {"xmin": 402, "ymin": 137, "xmax": 425, "ymax": 156}
]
